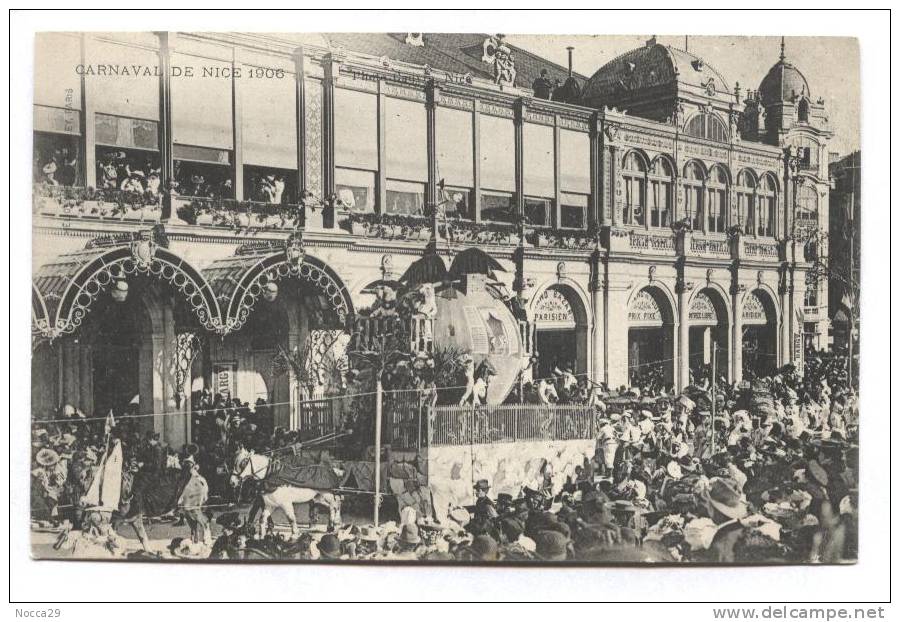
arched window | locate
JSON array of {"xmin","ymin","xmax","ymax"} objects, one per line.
[
  {"xmin": 758, "ymin": 174, "xmax": 778, "ymax": 237},
  {"xmin": 622, "ymin": 151, "xmax": 646, "ymax": 226},
  {"xmin": 648, "ymin": 157, "xmax": 674, "ymax": 228},
  {"xmin": 797, "ymin": 98, "xmax": 810, "ymax": 123},
  {"xmin": 797, "ymin": 184, "xmax": 818, "ymax": 229},
  {"xmin": 683, "ymin": 161, "xmax": 705, "ymax": 231},
  {"xmin": 684, "ymin": 113, "xmax": 729, "ymax": 142},
  {"xmin": 707, "ymin": 165, "xmax": 728, "ymax": 233},
  {"xmin": 737, "ymin": 170, "xmax": 757, "ymax": 235}
]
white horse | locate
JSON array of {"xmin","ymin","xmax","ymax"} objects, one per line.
[{"xmin": 230, "ymin": 449, "xmax": 341, "ymax": 538}]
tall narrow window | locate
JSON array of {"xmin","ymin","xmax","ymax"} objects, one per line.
[
  {"xmin": 707, "ymin": 165, "xmax": 728, "ymax": 233},
  {"xmin": 479, "ymin": 113, "xmax": 515, "ymax": 223},
  {"xmin": 523, "ymin": 123, "xmax": 555, "ymax": 227},
  {"xmin": 737, "ymin": 170, "xmax": 757, "ymax": 235},
  {"xmin": 241, "ymin": 61, "xmax": 297, "ymax": 204},
  {"xmin": 759, "ymin": 174, "xmax": 778, "ymax": 237},
  {"xmin": 171, "ymin": 52, "xmax": 234, "ymax": 198},
  {"xmin": 385, "ymin": 97, "xmax": 427, "ymax": 215},
  {"xmin": 683, "ymin": 161, "xmax": 705, "ymax": 231},
  {"xmin": 559, "ymin": 129, "xmax": 589, "ymax": 229},
  {"xmin": 436, "ymin": 106, "xmax": 474, "ymax": 220},
  {"xmin": 34, "ymin": 33, "xmax": 83, "ymax": 186},
  {"xmin": 797, "ymin": 184, "xmax": 818, "ymax": 229},
  {"xmin": 648, "ymin": 158, "xmax": 673, "ymax": 228},
  {"xmin": 622, "ymin": 152, "xmax": 646, "ymax": 226},
  {"xmin": 334, "ymin": 88, "xmax": 377, "ymax": 212}
]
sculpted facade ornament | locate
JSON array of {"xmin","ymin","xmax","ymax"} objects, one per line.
[
  {"xmin": 604, "ymin": 123, "xmax": 621, "ymax": 143},
  {"xmin": 482, "ymin": 34, "xmax": 516, "ymax": 87},
  {"xmin": 130, "ymin": 238, "xmax": 157, "ymax": 270},
  {"xmin": 405, "ymin": 33, "xmax": 424, "ymax": 47}
]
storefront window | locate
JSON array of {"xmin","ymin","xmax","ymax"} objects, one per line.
[
  {"xmin": 243, "ymin": 165, "xmax": 295, "ymax": 204},
  {"xmin": 480, "ymin": 191, "xmax": 515, "ymax": 224},
  {"xmin": 173, "ymin": 145, "xmax": 232, "ymax": 199},
  {"xmin": 441, "ymin": 186, "xmax": 473, "ymax": 221},
  {"xmin": 385, "ymin": 179, "xmax": 425, "ymax": 215},
  {"xmin": 560, "ymin": 192, "xmax": 587, "ymax": 229},
  {"xmin": 524, "ymin": 197, "xmax": 553, "ymax": 227},
  {"xmin": 34, "ymin": 131, "xmax": 80, "ymax": 186},
  {"xmin": 335, "ymin": 167, "xmax": 375, "ymax": 213}
]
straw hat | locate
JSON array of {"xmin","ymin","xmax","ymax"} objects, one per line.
[
  {"xmin": 705, "ymin": 477, "xmax": 749, "ymax": 520},
  {"xmin": 35, "ymin": 448, "xmax": 60, "ymax": 467}
]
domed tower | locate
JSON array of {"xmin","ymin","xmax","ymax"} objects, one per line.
[
  {"xmin": 749, "ymin": 38, "xmax": 833, "ymax": 351},
  {"xmin": 746, "ymin": 37, "xmax": 831, "ymax": 149},
  {"xmin": 580, "ymin": 36, "xmax": 736, "ymax": 134}
]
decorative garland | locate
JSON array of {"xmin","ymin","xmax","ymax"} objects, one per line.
[
  {"xmin": 176, "ymin": 190, "xmax": 333, "ymax": 231},
  {"xmin": 33, "ymin": 184, "xmax": 160, "ymax": 218}
]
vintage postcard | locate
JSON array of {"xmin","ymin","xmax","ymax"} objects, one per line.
[{"xmin": 29, "ymin": 30, "xmax": 860, "ymax": 566}]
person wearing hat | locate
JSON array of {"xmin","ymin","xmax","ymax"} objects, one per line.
[
  {"xmin": 209, "ymin": 512, "xmax": 246, "ymax": 560},
  {"xmin": 32, "ymin": 447, "xmax": 67, "ymax": 523},
  {"xmin": 532, "ymin": 529, "xmax": 570, "ymax": 561},
  {"xmin": 595, "ymin": 415, "xmax": 619, "ymax": 476},
  {"xmin": 120, "ymin": 168, "xmax": 146, "ymax": 193},
  {"xmin": 390, "ymin": 523, "xmax": 423, "ymax": 560},
  {"xmin": 463, "ymin": 534, "xmax": 500, "ymax": 562},
  {"xmin": 354, "ymin": 525, "xmax": 381, "ymax": 558},
  {"xmin": 316, "ymin": 532, "xmax": 344, "ymax": 560}
]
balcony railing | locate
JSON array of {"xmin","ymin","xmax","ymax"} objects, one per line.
[
  {"xmin": 743, "ymin": 239, "xmax": 780, "ymax": 260},
  {"xmin": 429, "ymin": 403, "xmax": 596, "ymax": 446},
  {"xmin": 629, "ymin": 230, "xmax": 676, "ymax": 253},
  {"xmin": 33, "ymin": 184, "xmax": 163, "ymax": 222},
  {"xmin": 689, "ymin": 235, "xmax": 731, "ymax": 256},
  {"xmin": 355, "ymin": 316, "xmax": 435, "ymax": 354}
]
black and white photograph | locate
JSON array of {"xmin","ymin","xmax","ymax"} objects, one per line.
[
  {"xmin": 26, "ymin": 26, "xmax": 864, "ymax": 566},
  {"xmin": 9, "ymin": 7, "xmax": 893, "ymax": 609}
]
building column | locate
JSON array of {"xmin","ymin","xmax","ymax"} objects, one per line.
[
  {"xmin": 156, "ymin": 32, "xmax": 174, "ymax": 220},
  {"xmin": 676, "ymin": 288, "xmax": 690, "ymax": 391},
  {"xmin": 514, "ymin": 99, "xmax": 525, "ymax": 222},
  {"xmin": 425, "ymin": 80, "xmax": 439, "ymax": 227},
  {"xmin": 609, "ymin": 144, "xmax": 619, "ymax": 226},
  {"xmin": 79, "ymin": 34, "xmax": 93, "ymax": 188},
  {"xmin": 589, "ymin": 251, "xmax": 605, "ymax": 386},
  {"xmin": 606, "ymin": 280, "xmax": 630, "ymax": 389},
  {"xmin": 293, "ymin": 46, "xmax": 307, "ymax": 225},
  {"xmin": 322, "ymin": 53, "xmax": 339, "ymax": 228},
  {"xmin": 78, "ymin": 345, "xmax": 94, "ymax": 418},
  {"xmin": 590, "ymin": 113, "xmax": 602, "ymax": 226},
  {"xmin": 231, "ymin": 47, "xmax": 244, "ymax": 201},
  {"xmin": 732, "ymin": 289, "xmax": 744, "ymax": 383}
]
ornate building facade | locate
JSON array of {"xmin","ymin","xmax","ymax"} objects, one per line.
[{"xmin": 31, "ymin": 32, "xmax": 831, "ymax": 446}]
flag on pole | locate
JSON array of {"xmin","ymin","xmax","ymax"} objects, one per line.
[{"xmin": 105, "ymin": 409, "xmax": 116, "ymax": 435}]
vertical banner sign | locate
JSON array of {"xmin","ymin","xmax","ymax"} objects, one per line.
[{"xmin": 213, "ymin": 362, "xmax": 237, "ymax": 398}]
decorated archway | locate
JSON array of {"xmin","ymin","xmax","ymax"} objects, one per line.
[
  {"xmin": 32, "ymin": 228, "xmax": 223, "ymax": 340},
  {"xmin": 741, "ymin": 288, "xmax": 779, "ymax": 378},
  {"xmin": 207, "ymin": 235, "xmax": 354, "ymax": 333},
  {"xmin": 627, "ymin": 285, "xmax": 676, "ymax": 389},
  {"xmin": 202, "ymin": 235, "xmax": 355, "ymax": 431},
  {"xmin": 530, "ymin": 283, "xmax": 589, "ymax": 380},
  {"xmin": 686, "ymin": 287, "xmax": 730, "ymax": 383}
]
